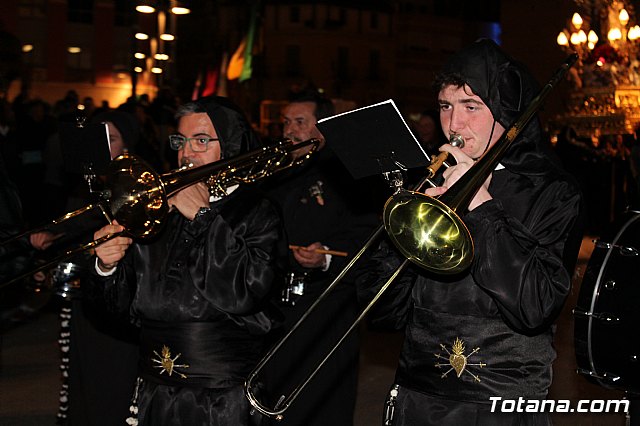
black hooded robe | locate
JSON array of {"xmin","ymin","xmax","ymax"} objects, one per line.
[
  {"xmin": 358, "ymin": 40, "xmax": 584, "ymax": 425},
  {"xmin": 86, "ymin": 96, "xmax": 284, "ymax": 426}
]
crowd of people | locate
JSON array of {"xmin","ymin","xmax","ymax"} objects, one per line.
[{"xmin": 0, "ymin": 39, "xmax": 603, "ymax": 426}]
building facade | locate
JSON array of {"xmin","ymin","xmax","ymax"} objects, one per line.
[{"xmin": 2, "ymin": 0, "xmax": 502, "ymax": 124}]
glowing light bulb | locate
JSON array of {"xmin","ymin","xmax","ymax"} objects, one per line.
[
  {"xmin": 578, "ymin": 29, "xmax": 587, "ymax": 43},
  {"xmin": 620, "ymin": 9, "xmax": 630, "ymax": 26},
  {"xmin": 570, "ymin": 32, "xmax": 580, "ymax": 45},
  {"xmin": 572, "ymin": 13, "xmax": 583, "ymax": 30},
  {"xmin": 557, "ymin": 32, "xmax": 569, "ymax": 46},
  {"xmin": 608, "ymin": 28, "xmax": 622, "ymax": 41}
]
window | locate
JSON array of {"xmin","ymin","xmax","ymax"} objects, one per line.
[
  {"xmin": 285, "ymin": 45, "xmax": 300, "ymax": 77},
  {"xmin": 18, "ymin": 0, "xmax": 46, "ymax": 18},
  {"xmin": 68, "ymin": 0, "xmax": 94, "ymax": 23},
  {"xmin": 66, "ymin": 47, "xmax": 93, "ymax": 82},
  {"xmin": 337, "ymin": 47, "xmax": 349, "ymax": 80},
  {"xmin": 114, "ymin": 0, "xmax": 134, "ymax": 26},
  {"xmin": 370, "ymin": 12, "xmax": 379, "ymax": 29},
  {"xmin": 368, "ymin": 50, "xmax": 380, "ymax": 80},
  {"xmin": 290, "ymin": 6, "xmax": 300, "ymax": 24},
  {"xmin": 23, "ymin": 43, "xmax": 45, "ymax": 68}
]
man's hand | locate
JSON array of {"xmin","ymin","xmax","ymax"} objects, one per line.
[
  {"xmin": 29, "ymin": 231, "xmax": 63, "ymax": 250},
  {"xmin": 291, "ymin": 242, "xmax": 327, "ymax": 269},
  {"xmin": 93, "ymin": 220, "xmax": 132, "ymax": 272},
  {"xmin": 168, "ymin": 182, "xmax": 210, "ymax": 220},
  {"xmin": 431, "ymin": 144, "xmax": 493, "ymax": 211}
]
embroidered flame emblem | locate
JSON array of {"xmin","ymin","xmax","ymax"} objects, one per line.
[
  {"xmin": 449, "ymin": 338, "xmax": 467, "ymax": 377},
  {"xmin": 152, "ymin": 345, "xmax": 190, "ymax": 379},
  {"xmin": 435, "ymin": 337, "xmax": 486, "ymax": 382}
]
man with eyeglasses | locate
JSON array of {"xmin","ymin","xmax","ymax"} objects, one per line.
[{"xmin": 88, "ymin": 96, "xmax": 285, "ymax": 426}]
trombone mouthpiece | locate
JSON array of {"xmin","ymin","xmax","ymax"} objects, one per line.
[
  {"xmin": 180, "ymin": 158, "xmax": 194, "ymax": 169},
  {"xmin": 449, "ymin": 134, "xmax": 465, "ymax": 148}
]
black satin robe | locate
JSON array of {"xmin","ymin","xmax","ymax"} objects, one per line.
[
  {"xmin": 359, "ymin": 165, "xmax": 583, "ymax": 425},
  {"xmin": 261, "ymin": 148, "xmax": 380, "ymax": 426},
  {"xmin": 88, "ymin": 185, "xmax": 284, "ymax": 426}
]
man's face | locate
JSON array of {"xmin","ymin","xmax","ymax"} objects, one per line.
[
  {"xmin": 176, "ymin": 112, "xmax": 221, "ymax": 168},
  {"xmin": 438, "ymin": 84, "xmax": 505, "ymax": 160},
  {"xmin": 282, "ymin": 101, "xmax": 325, "ymax": 159},
  {"xmin": 106, "ymin": 122, "xmax": 125, "ymax": 159}
]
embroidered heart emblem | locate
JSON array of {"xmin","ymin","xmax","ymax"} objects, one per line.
[{"xmin": 449, "ymin": 353, "xmax": 467, "ymax": 377}]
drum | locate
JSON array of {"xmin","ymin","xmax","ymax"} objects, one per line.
[
  {"xmin": 49, "ymin": 262, "xmax": 84, "ymax": 299},
  {"xmin": 574, "ymin": 211, "xmax": 640, "ymax": 393}
]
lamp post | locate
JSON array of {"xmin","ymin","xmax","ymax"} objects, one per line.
[{"xmin": 132, "ymin": 1, "xmax": 190, "ymax": 98}]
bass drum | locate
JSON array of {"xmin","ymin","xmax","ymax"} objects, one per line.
[{"xmin": 574, "ymin": 211, "xmax": 640, "ymax": 393}]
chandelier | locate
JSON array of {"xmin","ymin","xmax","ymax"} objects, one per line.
[
  {"xmin": 557, "ymin": 0, "xmax": 640, "ymax": 87},
  {"xmin": 554, "ymin": 0, "xmax": 640, "ymax": 137}
]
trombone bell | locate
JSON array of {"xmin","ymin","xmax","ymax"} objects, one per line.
[
  {"xmin": 105, "ymin": 154, "xmax": 168, "ymax": 239},
  {"xmin": 383, "ymin": 191, "xmax": 473, "ymax": 274}
]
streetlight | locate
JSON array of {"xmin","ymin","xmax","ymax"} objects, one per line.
[{"xmin": 132, "ymin": 1, "xmax": 190, "ymax": 97}]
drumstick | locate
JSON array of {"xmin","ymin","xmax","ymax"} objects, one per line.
[{"xmin": 288, "ymin": 245, "xmax": 348, "ymax": 257}]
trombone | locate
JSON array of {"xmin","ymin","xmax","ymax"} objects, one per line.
[
  {"xmin": 0, "ymin": 138, "xmax": 320, "ymax": 290},
  {"xmin": 244, "ymin": 53, "xmax": 579, "ymax": 420}
]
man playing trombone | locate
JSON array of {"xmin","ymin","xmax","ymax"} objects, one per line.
[
  {"xmin": 358, "ymin": 39, "xmax": 584, "ymax": 425},
  {"xmin": 87, "ymin": 96, "xmax": 285, "ymax": 426}
]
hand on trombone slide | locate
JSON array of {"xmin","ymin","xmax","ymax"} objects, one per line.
[
  {"xmin": 29, "ymin": 230, "xmax": 64, "ymax": 251},
  {"xmin": 289, "ymin": 242, "xmax": 347, "ymax": 269},
  {"xmin": 93, "ymin": 220, "xmax": 133, "ymax": 272}
]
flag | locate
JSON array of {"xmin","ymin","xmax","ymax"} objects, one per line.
[
  {"xmin": 201, "ymin": 66, "xmax": 219, "ymax": 97},
  {"xmin": 191, "ymin": 70, "xmax": 203, "ymax": 100},
  {"xmin": 217, "ymin": 51, "xmax": 229, "ymax": 97},
  {"xmin": 227, "ymin": 38, "xmax": 247, "ymax": 81},
  {"xmin": 227, "ymin": 1, "xmax": 259, "ymax": 82},
  {"xmin": 239, "ymin": 2, "xmax": 258, "ymax": 82}
]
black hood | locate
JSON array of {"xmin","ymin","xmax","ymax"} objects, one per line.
[
  {"xmin": 193, "ymin": 96, "xmax": 261, "ymax": 159},
  {"xmin": 91, "ymin": 110, "xmax": 140, "ymax": 151},
  {"xmin": 438, "ymin": 39, "xmax": 554, "ymax": 175}
]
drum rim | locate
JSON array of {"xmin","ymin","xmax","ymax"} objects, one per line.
[{"xmin": 585, "ymin": 213, "xmax": 640, "ymax": 382}]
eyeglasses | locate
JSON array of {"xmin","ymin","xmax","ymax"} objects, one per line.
[{"xmin": 169, "ymin": 134, "xmax": 219, "ymax": 152}]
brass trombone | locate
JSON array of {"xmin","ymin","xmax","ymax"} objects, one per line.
[
  {"xmin": 0, "ymin": 138, "xmax": 320, "ymax": 289},
  {"xmin": 244, "ymin": 53, "xmax": 578, "ymax": 420}
]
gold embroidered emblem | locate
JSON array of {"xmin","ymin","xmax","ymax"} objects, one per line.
[
  {"xmin": 435, "ymin": 337, "xmax": 486, "ymax": 382},
  {"xmin": 152, "ymin": 345, "xmax": 190, "ymax": 378}
]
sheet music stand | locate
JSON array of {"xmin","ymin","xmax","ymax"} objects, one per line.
[
  {"xmin": 316, "ymin": 99, "xmax": 430, "ymax": 185},
  {"xmin": 58, "ymin": 121, "xmax": 111, "ymax": 176}
]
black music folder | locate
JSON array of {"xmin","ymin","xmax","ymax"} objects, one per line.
[
  {"xmin": 316, "ymin": 99, "xmax": 430, "ymax": 180},
  {"xmin": 59, "ymin": 121, "xmax": 112, "ymax": 175}
]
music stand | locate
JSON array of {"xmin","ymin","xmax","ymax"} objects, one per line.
[
  {"xmin": 58, "ymin": 121, "xmax": 112, "ymax": 175},
  {"xmin": 316, "ymin": 99, "xmax": 430, "ymax": 181}
]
